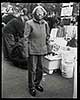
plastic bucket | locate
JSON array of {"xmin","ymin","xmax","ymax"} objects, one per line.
[{"xmin": 61, "ymin": 60, "xmax": 74, "ymax": 78}]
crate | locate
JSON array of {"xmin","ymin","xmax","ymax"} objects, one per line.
[{"xmin": 42, "ymin": 55, "xmax": 62, "ymax": 74}]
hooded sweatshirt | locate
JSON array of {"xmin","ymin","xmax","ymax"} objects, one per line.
[{"xmin": 23, "ymin": 6, "xmax": 50, "ymax": 56}]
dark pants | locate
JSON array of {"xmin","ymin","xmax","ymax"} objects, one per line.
[
  {"xmin": 2, "ymin": 33, "xmax": 15, "ymax": 59},
  {"xmin": 28, "ymin": 55, "xmax": 43, "ymax": 89},
  {"xmin": 2, "ymin": 37, "xmax": 9, "ymax": 58}
]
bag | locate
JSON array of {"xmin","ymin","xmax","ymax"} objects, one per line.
[{"xmin": 10, "ymin": 42, "xmax": 26, "ymax": 60}]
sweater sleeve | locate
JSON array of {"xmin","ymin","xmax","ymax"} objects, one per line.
[
  {"xmin": 45, "ymin": 22, "xmax": 50, "ymax": 44},
  {"xmin": 23, "ymin": 22, "xmax": 32, "ymax": 57},
  {"xmin": 45, "ymin": 22, "xmax": 53, "ymax": 53}
]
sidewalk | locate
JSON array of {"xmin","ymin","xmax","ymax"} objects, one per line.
[{"xmin": 2, "ymin": 58, "xmax": 73, "ymax": 98}]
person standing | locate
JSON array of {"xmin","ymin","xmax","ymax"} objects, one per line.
[
  {"xmin": 56, "ymin": 21, "xmax": 66, "ymax": 37},
  {"xmin": 2, "ymin": 12, "xmax": 28, "ymax": 61},
  {"xmin": 2, "ymin": 5, "xmax": 17, "ymax": 27},
  {"xmin": 45, "ymin": 12, "xmax": 58, "ymax": 32},
  {"xmin": 23, "ymin": 6, "xmax": 50, "ymax": 96}
]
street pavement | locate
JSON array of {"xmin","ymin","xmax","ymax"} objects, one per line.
[{"xmin": 1, "ymin": 56, "xmax": 73, "ymax": 98}]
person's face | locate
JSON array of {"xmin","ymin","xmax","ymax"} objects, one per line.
[
  {"xmin": 8, "ymin": 7, "xmax": 13, "ymax": 14},
  {"xmin": 36, "ymin": 8, "xmax": 44, "ymax": 20}
]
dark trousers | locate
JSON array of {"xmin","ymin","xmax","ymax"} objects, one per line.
[
  {"xmin": 2, "ymin": 33, "xmax": 15, "ymax": 59},
  {"xmin": 28, "ymin": 55, "xmax": 43, "ymax": 89}
]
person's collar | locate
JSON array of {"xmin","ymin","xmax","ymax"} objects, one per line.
[{"xmin": 33, "ymin": 18, "xmax": 44, "ymax": 24}]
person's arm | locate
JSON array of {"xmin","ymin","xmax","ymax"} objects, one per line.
[
  {"xmin": 63, "ymin": 27, "xmax": 66, "ymax": 37},
  {"xmin": 24, "ymin": 22, "xmax": 31, "ymax": 43},
  {"xmin": 20, "ymin": 22, "xmax": 32, "ymax": 57},
  {"xmin": 45, "ymin": 22, "xmax": 50, "ymax": 44},
  {"xmin": 45, "ymin": 22, "xmax": 53, "ymax": 54}
]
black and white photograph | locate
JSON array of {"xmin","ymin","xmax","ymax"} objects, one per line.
[{"xmin": 1, "ymin": 2, "xmax": 78, "ymax": 98}]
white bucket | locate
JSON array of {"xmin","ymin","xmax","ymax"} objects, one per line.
[
  {"xmin": 60, "ymin": 47, "xmax": 76, "ymax": 78},
  {"xmin": 61, "ymin": 49, "xmax": 75, "ymax": 63},
  {"xmin": 61, "ymin": 60, "xmax": 74, "ymax": 78}
]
